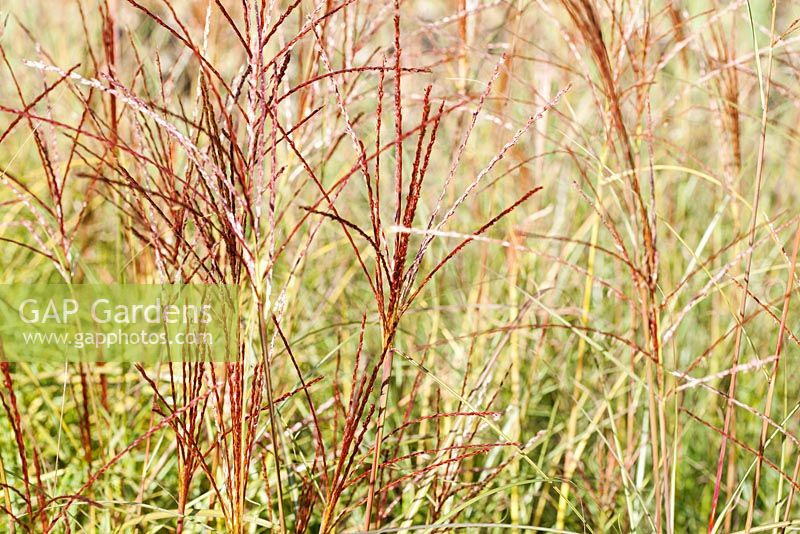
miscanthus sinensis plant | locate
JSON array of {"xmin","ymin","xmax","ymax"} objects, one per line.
[{"xmin": 1, "ymin": 0, "xmax": 800, "ymax": 532}]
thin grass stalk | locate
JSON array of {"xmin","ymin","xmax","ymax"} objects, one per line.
[
  {"xmin": 746, "ymin": 219, "xmax": 800, "ymax": 530},
  {"xmin": 708, "ymin": 2, "xmax": 777, "ymax": 530}
]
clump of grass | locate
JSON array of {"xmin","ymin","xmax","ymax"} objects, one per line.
[{"xmin": 2, "ymin": 0, "xmax": 800, "ymax": 532}]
